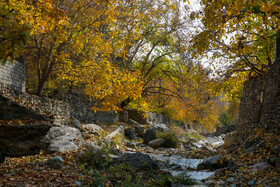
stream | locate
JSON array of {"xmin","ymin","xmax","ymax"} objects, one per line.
[
  {"xmin": 146, "ymin": 135, "xmax": 224, "ymax": 183},
  {"xmin": 147, "ymin": 153, "xmax": 215, "ymax": 181}
]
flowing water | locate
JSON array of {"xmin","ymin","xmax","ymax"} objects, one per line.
[{"xmin": 147, "ymin": 153, "xmax": 215, "ymax": 181}]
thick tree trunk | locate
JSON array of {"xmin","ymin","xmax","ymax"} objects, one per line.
[{"xmin": 276, "ymin": 29, "xmax": 280, "ymax": 62}]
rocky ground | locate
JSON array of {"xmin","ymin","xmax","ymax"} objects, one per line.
[{"xmin": 0, "ymin": 118, "xmax": 280, "ymax": 186}]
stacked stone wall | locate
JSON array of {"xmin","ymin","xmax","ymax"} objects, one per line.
[
  {"xmin": 0, "ymin": 89, "xmax": 71, "ymax": 125},
  {"xmin": 238, "ymin": 61, "xmax": 280, "ymax": 133},
  {"xmin": 0, "ymin": 60, "xmax": 25, "ymax": 93}
]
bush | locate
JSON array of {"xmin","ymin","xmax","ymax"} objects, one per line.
[
  {"xmin": 157, "ymin": 132, "xmax": 179, "ymax": 148},
  {"xmin": 76, "ymin": 148, "xmax": 111, "ymax": 170}
]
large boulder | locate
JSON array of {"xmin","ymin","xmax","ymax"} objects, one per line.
[
  {"xmin": 46, "ymin": 125, "xmax": 82, "ymax": 140},
  {"xmin": 108, "ymin": 152, "xmax": 159, "ymax": 171},
  {"xmin": 197, "ymin": 155, "xmax": 235, "ymax": 170},
  {"xmin": 0, "ymin": 123, "xmax": 51, "ymax": 157},
  {"xmin": 143, "ymin": 128, "xmax": 157, "ymax": 144},
  {"xmin": 45, "ymin": 125, "xmax": 82, "ymax": 153},
  {"xmin": 47, "ymin": 140, "xmax": 79, "ymax": 153}
]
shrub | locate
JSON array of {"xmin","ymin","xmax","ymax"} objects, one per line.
[
  {"xmin": 76, "ymin": 148, "xmax": 111, "ymax": 170},
  {"xmin": 157, "ymin": 132, "xmax": 179, "ymax": 148}
]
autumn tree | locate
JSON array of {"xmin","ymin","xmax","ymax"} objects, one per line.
[
  {"xmin": 104, "ymin": 0, "xmax": 225, "ymax": 129},
  {"xmin": 0, "ymin": 0, "xmax": 63, "ymax": 64},
  {"xmin": 3, "ymin": 0, "xmax": 143, "ymax": 111},
  {"xmin": 187, "ymin": 0, "xmax": 280, "ymax": 102}
]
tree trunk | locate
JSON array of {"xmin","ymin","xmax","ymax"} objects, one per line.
[{"xmin": 276, "ymin": 29, "xmax": 280, "ymax": 62}]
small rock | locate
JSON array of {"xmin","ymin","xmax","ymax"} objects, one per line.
[
  {"xmin": 44, "ymin": 156, "xmax": 64, "ymax": 169},
  {"xmin": 253, "ymin": 162, "xmax": 271, "ymax": 170},
  {"xmin": 248, "ymin": 180, "xmax": 255, "ymax": 186},
  {"xmin": 75, "ymin": 181, "xmax": 82, "ymax": 187},
  {"xmin": 243, "ymin": 139, "xmax": 255, "ymax": 149},
  {"xmin": 148, "ymin": 138, "xmax": 165, "ymax": 148}
]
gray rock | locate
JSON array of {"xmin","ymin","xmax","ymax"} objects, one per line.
[
  {"xmin": 197, "ymin": 155, "xmax": 235, "ymax": 170},
  {"xmin": 247, "ymin": 180, "xmax": 255, "ymax": 186},
  {"xmin": 0, "ymin": 123, "xmax": 51, "ymax": 157},
  {"xmin": 105, "ymin": 124, "xmax": 125, "ymax": 140},
  {"xmin": 153, "ymin": 123, "xmax": 171, "ymax": 132},
  {"xmin": 46, "ymin": 140, "xmax": 78, "ymax": 153},
  {"xmin": 44, "ymin": 156, "xmax": 64, "ymax": 169},
  {"xmin": 75, "ymin": 181, "xmax": 82, "ymax": 187},
  {"xmin": 45, "ymin": 125, "xmax": 82, "ymax": 153},
  {"xmin": 148, "ymin": 138, "xmax": 165, "ymax": 148},
  {"xmin": 82, "ymin": 124, "xmax": 103, "ymax": 135},
  {"xmin": 253, "ymin": 162, "xmax": 271, "ymax": 170},
  {"xmin": 47, "ymin": 126, "xmax": 82, "ymax": 140},
  {"xmin": 108, "ymin": 152, "xmax": 159, "ymax": 171}
]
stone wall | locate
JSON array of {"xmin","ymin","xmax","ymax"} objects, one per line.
[
  {"xmin": 238, "ymin": 60, "xmax": 280, "ymax": 132},
  {"xmin": 1, "ymin": 90, "xmax": 71, "ymax": 125},
  {"xmin": 0, "ymin": 60, "xmax": 25, "ymax": 93}
]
